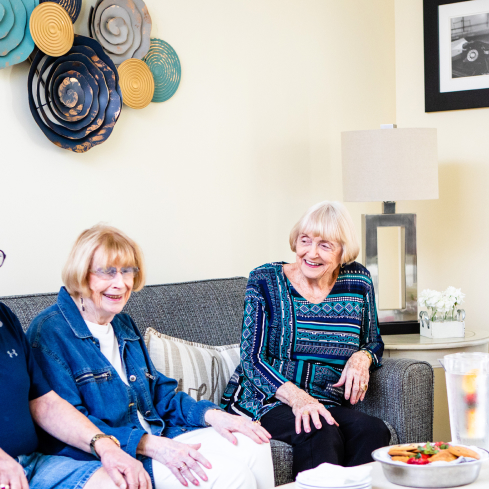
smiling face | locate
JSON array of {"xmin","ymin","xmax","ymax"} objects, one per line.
[
  {"xmin": 295, "ymin": 233, "xmax": 343, "ymax": 282},
  {"xmin": 85, "ymin": 247, "xmax": 134, "ymax": 324}
]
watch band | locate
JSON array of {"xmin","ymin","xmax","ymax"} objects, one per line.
[{"xmin": 90, "ymin": 433, "xmax": 121, "ymax": 459}]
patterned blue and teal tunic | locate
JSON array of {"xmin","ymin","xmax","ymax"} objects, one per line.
[{"xmin": 220, "ymin": 261, "xmax": 383, "ymax": 420}]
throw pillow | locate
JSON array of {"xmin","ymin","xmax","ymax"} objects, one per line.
[{"xmin": 144, "ymin": 327, "xmax": 240, "ymax": 405}]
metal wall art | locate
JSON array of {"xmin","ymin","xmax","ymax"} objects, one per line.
[
  {"xmin": 118, "ymin": 57, "xmax": 153, "ymax": 109},
  {"xmin": 1, "ymin": 0, "xmax": 182, "ymax": 151},
  {"xmin": 28, "ymin": 35, "xmax": 122, "ymax": 153},
  {"xmin": 143, "ymin": 38, "xmax": 180, "ymax": 103},
  {"xmin": 0, "ymin": 0, "xmax": 38, "ymax": 69},
  {"xmin": 89, "ymin": 0, "xmax": 151, "ymax": 65},
  {"xmin": 30, "ymin": 2, "xmax": 73, "ymax": 56},
  {"xmin": 40, "ymin": 0, "xmax": 81, "ymax": 23}
]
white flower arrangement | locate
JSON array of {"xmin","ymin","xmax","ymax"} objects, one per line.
[{"xmin": 418, "ymin": 287, "xmax": 465, "ymax": 321}]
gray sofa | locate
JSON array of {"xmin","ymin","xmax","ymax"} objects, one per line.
[{"xmin": 1, "ymin": 277, "xmax": 434, "ymax": 486}]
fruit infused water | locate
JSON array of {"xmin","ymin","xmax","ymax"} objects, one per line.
[{"xmin": 444, "ymin": 352, "xmax": 489, "ymax": 449}]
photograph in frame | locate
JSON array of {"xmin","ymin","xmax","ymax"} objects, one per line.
[{"xmin": 424, "ymin": 0, "xmax": 489, "ymax": 111}]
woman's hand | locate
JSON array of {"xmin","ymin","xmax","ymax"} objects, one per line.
[
  {"xmin": 0, "ymin": 448, "xmax": 28, "ymax": 489},
  {"xmin": 275, "ymin": 382, "xmax": 338, "ymax": 434},
  {"xmin": 204, "ymin": 409, "xmax": 271, "ymax": 445},
  {"xmin": 95, "ymin": 438, "xmax": 151, "ymax": 489},
  {"xmin": 137, "ymin": 434, "xmax": 211, "ymax": 487},
  {"xmin": 332, "ymin": 351, "xmax": 371, "ymax": 405}
]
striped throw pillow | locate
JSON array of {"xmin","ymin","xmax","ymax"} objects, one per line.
[{"xmin": 144, "ymin": 327, "xmax": 240, "ymax": 405}]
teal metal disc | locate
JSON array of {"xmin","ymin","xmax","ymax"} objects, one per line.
[
  {"xmin": 143, "ymin": 38, "xmax": 181, "ymax": 103},
  {"xmin": 0, "ymin": 0, "xmax": 38, "ymax": 70}
]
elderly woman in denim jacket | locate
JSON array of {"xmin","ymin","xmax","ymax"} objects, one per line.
[{"xmin": 27, "ymin": 225, "xmax": 274, "ymax": 489}]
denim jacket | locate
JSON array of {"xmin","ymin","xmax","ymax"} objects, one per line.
[{"xmin": 26, "ymin": 287, "xmax": 217, "ymax": 472}]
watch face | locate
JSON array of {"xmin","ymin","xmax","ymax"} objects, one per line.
[{"xmin": 90, "ymin": 434, "xmax": 120, "ymax": 458}]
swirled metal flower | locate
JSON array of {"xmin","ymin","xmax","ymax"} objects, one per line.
[
  {"xmin": 0, "ymin": 0, "xmax": 38, "ymax": 69},
  {"xmin": 28, "ymin": 34, "xmax": 123, "ymax": 153},
  {"xmin": 40, "ymin": 0, "xmax": 81, "ymax": 23},
  {"xmin": 89, "ymin": 0, "xmax": 151, "ymax": 65},
  {"xmin": 143, "ymin": 38, "xmax": 181, "ymax": 103}
]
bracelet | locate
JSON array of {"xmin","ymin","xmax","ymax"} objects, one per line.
[
  {"xmin": 358, "ymin": 349, "xmax": 373, "ymax": 365},
  {"xmin": 205, "ymin": 408, "xmax": 221, "ymax": 426},
  {"xmin": 90, "ymin": 433, "xmax": 120, "ymax": 459}
]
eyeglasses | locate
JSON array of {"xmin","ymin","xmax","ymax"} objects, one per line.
[
  {"xmin": 89, "ymin": 267, "xmax": 139, "ymax": 280},
  {"xmin": 0, "ymin": 250, "xmax": 5, "ymax": 268}
]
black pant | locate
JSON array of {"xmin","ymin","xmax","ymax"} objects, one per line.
[{"xmin": 261, "ymin": 404, "xmax": 390, "ymax": 478}]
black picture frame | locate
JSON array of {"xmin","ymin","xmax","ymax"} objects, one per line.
[{"xmin": 424, "ymin": 0, "xmax": 489, "ymax": 112}]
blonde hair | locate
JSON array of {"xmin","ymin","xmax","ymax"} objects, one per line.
[
  {"xmin": 289, "ymin": 201, "xmax": 359, "ymax": 265},
  {"xmin": 62, "ymin": 224, "xmax": 146, "ymax": 297}
]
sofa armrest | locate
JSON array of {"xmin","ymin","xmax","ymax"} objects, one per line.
[{"xmin": 353, "ymin": 358, "xmax": 434, "ymax": 444}]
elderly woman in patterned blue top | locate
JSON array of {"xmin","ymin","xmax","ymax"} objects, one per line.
[{"xmin": 221, "ymin": 201, "xmax": 390, "ymax": 477}]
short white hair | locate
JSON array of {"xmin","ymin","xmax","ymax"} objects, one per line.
[{"xmin": 289, "ymin": 201, "xmax": 360, "ymax": 265}]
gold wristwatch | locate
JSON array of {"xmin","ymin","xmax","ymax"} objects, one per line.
[{"xmin": 90, "ymin": 433, "xmax": 121, "ymax": 459}]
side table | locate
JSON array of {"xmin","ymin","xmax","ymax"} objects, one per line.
[
  {"xmin": 383, "ymin": 331, "xmax": 489, "ymax": 441},
  {"xmin": 274, "ymin": 460, "xmax": 489, "ymax": 488},
  {"xmin": 383, "ymin": 330, "xmax": 489, "ymax": 367}
]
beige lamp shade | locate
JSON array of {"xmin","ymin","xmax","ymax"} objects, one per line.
[{"xmin": 341, "ymin": 128, "xmax": 438, "ymax": 202}]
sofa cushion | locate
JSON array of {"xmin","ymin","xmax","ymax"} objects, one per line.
[
  {"xmin": 124, "ymin": 278, "xmax": 248, "ymax": 346},
  {"xmin": 144, "ymin": 327, "xmax": 240, "ymax": 405}
]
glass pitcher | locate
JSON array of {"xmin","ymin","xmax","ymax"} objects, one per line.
[{"xmin": 443, "ymin": 352, "xmax": 489, "ymax": 448}]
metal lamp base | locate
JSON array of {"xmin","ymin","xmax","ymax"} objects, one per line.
[{"xmin": 362, "ymin": 206, "xmax": 419, "ymax": 335}]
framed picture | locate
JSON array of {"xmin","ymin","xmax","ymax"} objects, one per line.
[{"xmin": 424, "ymin": 0, "xmax": 489, "ymax": 111}]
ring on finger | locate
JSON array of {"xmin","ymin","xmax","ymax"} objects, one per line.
[
  {"xmin": 0, "ymin": 485, "xmax": 10, "ymax": 489},
  {"xmin": 253, "ymin": 419, "xmax": 261, "ymax": 426},
  {"xmin": 360, "ymin": 382, "xmax": 368, "ymax": 392},
  {"xmin": 302, "ymin": 411, "xmax": 310, "ymax": 416},
  {"xmin": 177, "ymin": 462, "xmax": 187, "ymax": 471}
]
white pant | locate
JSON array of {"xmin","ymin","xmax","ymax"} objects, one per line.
[{"xmin": 152, "ymin": 427, "xmax": 275, "ymax": 489}]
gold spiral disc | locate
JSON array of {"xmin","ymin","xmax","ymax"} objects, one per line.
[
  {"xmin": 118, "ymin": 59, "xmax": 155, "ymax": 109},
  {"xmin": 30, "ymin": 3, "xmax": 74, "ymax": 57}
]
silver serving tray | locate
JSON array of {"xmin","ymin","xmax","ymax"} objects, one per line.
[{"xmin": 371, "ymin": 445, "xmax": 487, "ymax": 488}]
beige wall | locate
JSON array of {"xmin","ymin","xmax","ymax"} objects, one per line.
[
  {"xmin": 395, "ymin": 0, "xmax": 489, "ymax": 332},
  {"xmin": 395, "ymin": 0, "xmax": 489, "ymax": 441},
  {"xmin": 0, "ymin": 0, "xmax": 396, "ymax": 296},
  {"xmin": 0, "ymin": 0, "xmax": 462, "ymax": 442}
]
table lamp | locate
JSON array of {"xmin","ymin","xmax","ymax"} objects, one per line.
[{"xmin": 341, "ymin": 125, "xmax": 438, "ymax": 334}]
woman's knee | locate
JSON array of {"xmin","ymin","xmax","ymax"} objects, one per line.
[
  {"xmin": 207, "ymin": 456, "xmax": 257, "ymax": 489},
  {"xmin": 302, "ymin": 422, "xmax": 344, "ymax": 448},
  {"xmin": 234, "ymin": 433, "xmax": 273, "ymax": 462},
  {"xmin": 84, "ymin": 468, "xmax": 119, "ymax": 489},
  {"xmin": 374, "ymin": 418, "xmax": 391, "ymax": 444},
  {"xmin": 231, "ymin": 436, "xmax": 274, "ymax": 488},
  {"xmin": 357, "ymin": 415, "xmax": 391, "ymax": 443}
]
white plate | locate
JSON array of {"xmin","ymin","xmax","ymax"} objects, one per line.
[
  {"xmin": 295, "ymin": 482, "xmax": 372, "ymax": 489},
  {"xmin": 296, "ymin": 482, "xmax": 371, "ymax": 489}
]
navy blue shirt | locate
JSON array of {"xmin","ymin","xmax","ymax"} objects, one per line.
[{"xmin": 0, "ymin": 303, "xmax": 51, "ymax": 457}]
